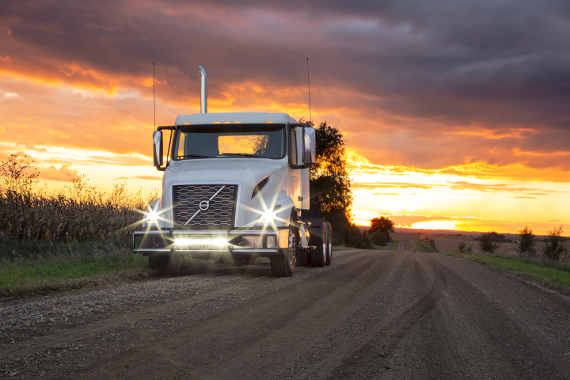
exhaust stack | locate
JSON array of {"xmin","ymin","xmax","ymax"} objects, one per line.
[{"xmin": 198, "ymin": 66, "xmax": 207, "ymax": 113}]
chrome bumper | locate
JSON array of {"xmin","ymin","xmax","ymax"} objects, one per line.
[{"xmin": 133, "ymin": 228, "xmax": 289, "ymax": 257}]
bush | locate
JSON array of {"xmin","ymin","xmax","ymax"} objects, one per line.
[
  {"xmin": 458, "ymin": 242, "xmax": 466, "ymax": 253},
  {"xmin": 544, "ymin": 225, "xmax": 565, "ymax": 261},
  {"xmin": 344, "ymin": 225, "xmax": 372, "ymax": 249},
  {"xmin": 478, "ymin": 231, "xmax": 499, "ymax": 254},
  {"xmin": 518, "ymin": 225, "xmax": 536, "ymax": 258},
  {"xmin": 370, "ymin": 230, "xmax": 388, "ymax": 246}
]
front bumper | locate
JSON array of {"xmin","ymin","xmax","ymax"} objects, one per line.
[{"xmin": 133, "ymin": 228, "xmax": 289, "ymax": 258}]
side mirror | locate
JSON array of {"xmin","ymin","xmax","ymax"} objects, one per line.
[
  {"xmin": 153, "ymin": 130, "xmax": 163, "ymax": 168},
  {"xmin": 304, "ymin": 127, "xmax": 316, "ymax": 165},
  {"xmin": 289, "ymin": 126, "xmax": 305, "ymax": 169}
]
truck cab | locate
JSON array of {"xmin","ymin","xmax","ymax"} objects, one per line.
[{"xmin": 133, "ymin": 68, "xmax": 332, "ymax": 277}]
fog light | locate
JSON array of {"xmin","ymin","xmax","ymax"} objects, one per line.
[{"xmin": 264, "ymin": 236, "xmax": 277, "ymax": 249}]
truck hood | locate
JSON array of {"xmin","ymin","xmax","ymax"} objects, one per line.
[{"xmin": 174, "ymin": 158, "xmax": 284, "ymax": 182}]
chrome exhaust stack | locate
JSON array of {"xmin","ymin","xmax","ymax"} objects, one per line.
[{"xmin": 198, "ymin": 66, "xmax": 207, "ymax": 113}]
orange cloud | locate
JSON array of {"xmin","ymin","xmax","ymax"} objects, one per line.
[{"xmin": 38, "ymin": 165, "xmax": 80, "ymax": 182}]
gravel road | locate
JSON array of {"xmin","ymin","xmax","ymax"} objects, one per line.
[{"xmin": 1, "ymin": 248, "xmax": 570, "ymax": 379}]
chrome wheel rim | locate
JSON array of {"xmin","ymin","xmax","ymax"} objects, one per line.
[
  {"xmin": 322, "ymin": 227, "xmax": 326, "ymax": 260},
  {"xmin": 289, "ymin": 225, "xmax": 296, "ymax": 266}
]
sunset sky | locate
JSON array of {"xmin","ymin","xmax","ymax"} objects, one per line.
[{"xmin": 1, "ymin": 0, "xmax": 569, "ymax": 235}]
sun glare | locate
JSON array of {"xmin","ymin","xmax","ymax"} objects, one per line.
[{"xmin": 410, "ymin": 221, "xmax": 459, "ymax": 230}]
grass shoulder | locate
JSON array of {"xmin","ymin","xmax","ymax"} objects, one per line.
[
  {"xmin": 0, "ymin": 239, "xmax": 153, "ymax": 298},
  {"xmin": 415, "ymin": 240, "xmax": 435, "ymax": 253},
  {"xmin": 443, "ymin": 251, "xmax": 570, "ymax": 294}
]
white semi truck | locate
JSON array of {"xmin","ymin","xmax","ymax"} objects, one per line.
[{"xmin": 133, "ymin": 66, "xmax": 332, "ymax": 277}]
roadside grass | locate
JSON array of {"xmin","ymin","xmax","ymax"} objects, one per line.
[
  {"xmin": 0, "ymin": 239, "xmax": 153, "ymax": 298},
  {"xmin": 415, "ymin": 240, "xmax": 435, "ymax": 253},
  {"xmin": 445, "ymin": 252, "xmax": 570, "ymax": 293},
  {"xmin": 389, "ymin": 241, "xmax": 397, "ymax": 251}
]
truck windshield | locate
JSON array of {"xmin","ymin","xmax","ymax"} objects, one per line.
[{"xmin": 174, "ymin": 124, "xmax": 285, "ymax": 160}]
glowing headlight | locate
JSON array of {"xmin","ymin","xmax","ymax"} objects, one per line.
[
  {"xmin": 174, "ymin": 238, "xmax": 228, "ymax": 248},
  {"xmin": 257, "ymin": 205, "xmax": 281, "ymax": 224},
  {"xmin": 146, "ymin": 210, "xmax": 159, "ymax": 225}
]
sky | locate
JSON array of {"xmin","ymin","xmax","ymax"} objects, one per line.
[{"xmin": 1, "ymin": 0, "xmax": 569, "ymax": 235}]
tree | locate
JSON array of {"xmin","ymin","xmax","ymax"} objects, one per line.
[
  {"xmin": 369, "ymin": 217, "xmax": 395, "ymax": 236},
  {"xmin": 544, "ymin": 225, "xmax": 565, "ymax": 261},
  {"xmin": 308, "ymin": 121, "xmax": 352, "ymax": 216},
  {"xmin": 478, "ymin": 231, "xmax": 499, "ymax": 254},
  {"xmin": 304, "ymin": 120, "xmax": 356, "ymax": 245},
  {"xmin": 518, "ymin": 225, "xmax": 536, "ymax": 258},
  {"xmin": 368, "ymin": 216, "xmax": 395, "ymax": 245}
]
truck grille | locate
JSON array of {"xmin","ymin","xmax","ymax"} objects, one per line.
[{"xmin": 172, "ymin": 185, "xmax": 237, "ymax": 230}]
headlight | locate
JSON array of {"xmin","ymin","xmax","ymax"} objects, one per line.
[
  {"xmin": 257, "ymin": 205, "xmax": 281, "ymax": 224},
  {"xmin": 146, "ymin": 210, "xmax": 159, "ymax": 225}
]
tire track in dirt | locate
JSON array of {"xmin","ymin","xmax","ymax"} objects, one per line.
[
  {"xmin": 76, "ymin": 251, "xmax": 404, "ymax": 379},
  {"xmin": 326, "ymin": 252, "xmax": 445, "ymax": 379}
]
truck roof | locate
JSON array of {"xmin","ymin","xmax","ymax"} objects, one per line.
[{"xmin": 175, "ymin": 112, "xmax": 297, "ymax": 126}]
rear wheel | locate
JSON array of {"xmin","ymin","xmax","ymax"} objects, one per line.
[
  {"xmin": 310, "ymin": 223, "xmax": 326, "ymax": 267},
  {"xmin": 271, "ymin": 221, "xmax": 298, "ymax": 277},
  {"xmin": 325, "ymin": 222, "xmax": 333, "ymax": 265}
]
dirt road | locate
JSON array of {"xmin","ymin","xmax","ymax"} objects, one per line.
[{"xmin": 2, "ymin": 248, "xmax": 570, "ymax": 379}]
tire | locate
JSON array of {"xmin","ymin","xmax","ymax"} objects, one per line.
[
  {"xmin": 310, "ymin": 223, "xmax": 326, "ymax": 267},
  {"xmin": 148, "ymin": 253, "xmax": 168, "ymax": 272},
  {"xmin": 270, "ymin": 222, "xmax": 298, "ymax": 277},
  {"xmin": 325, "ymin": 222, "xmax": 333, "ymax": 265},
  {"xmin": 164, "ymin": 252, "xmax": 180, "ymax": 275},
  {"xmin": 296, "ymin": 248, "xmax": 309, "ymax": 266}
]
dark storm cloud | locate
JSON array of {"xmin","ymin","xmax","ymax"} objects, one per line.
[{"xmin": 1, "ymin": 0, "xmax": 569, "ymax": 170}]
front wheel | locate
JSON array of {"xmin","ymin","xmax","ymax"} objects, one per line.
[
  {"xmin": 270, "ymin": 222, "xmax": 298, "ymax": 277},
  {"xmin": 148, "ymin": 252, "xmax": 179, "ymax": 275}
]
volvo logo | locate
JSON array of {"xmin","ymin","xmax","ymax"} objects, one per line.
[
  {"xmin": 199, "ymin": 200, "xmax": 210, "ymax": 211},
  {"xmin": 184, "ymin": 185, "xmax": 226, "ymax": 225}
]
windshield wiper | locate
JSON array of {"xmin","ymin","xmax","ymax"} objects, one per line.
[
  {"xmin": 219, "ymin": 153, "xmax": 259, "ymax": 158},
  {"xmin": 177, "ymin": 154, "xmax": 211, "ymax": 159}
]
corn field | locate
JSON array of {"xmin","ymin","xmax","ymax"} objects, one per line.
[{"xmin": 0, "ymin": 154, "xmax": 156, "ymax": 242}]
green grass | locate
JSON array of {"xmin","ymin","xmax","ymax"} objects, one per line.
[
  {"xmin": 0, "ymin": 239, "xmax": 153, "ymax": 297},
  {"xmin": 446, "ymin": 252, "xmax": 570, "ymax": 291},
  {"xmin": 389, "ymin": 241, "xmax": 397, "ymax": 251},
  {"xmin": 415, "ymin": 240, "xmax": 435, "ymax": 253}
]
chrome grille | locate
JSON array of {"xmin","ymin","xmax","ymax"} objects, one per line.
[{"xmin": 173, "ymin": 185, "xmax": 237, "ymax": 229}]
